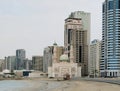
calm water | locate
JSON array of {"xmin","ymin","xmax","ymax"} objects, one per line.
[
  {"xmin": 0, "ymin": 80, "xmax": 28, "ymax": 91},
  {"xmin": 0, "ymin": 80, "xmax": 64, "ymax": 91}
]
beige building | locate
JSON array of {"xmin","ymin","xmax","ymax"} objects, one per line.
[
  {"xmin": 32, "ymin": 56, "xmax": 43, "ymax": 71},
  {"xmin": 89, "ymin": 39, "xmax": 101, "ymax": 77},
  {"xmin": 48, "ymin": 44, "xmax": 81, "ymax": 78},
  {"xmin": 64, "ymin": 11, "xmax": 90, "ymax": 76},
  {"xmin": 54, "ymin": 44, "xmax": 64, "ymax": 63}
]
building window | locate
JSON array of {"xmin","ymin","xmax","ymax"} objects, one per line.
[
  {"xmin": 115, "ymin": 0, "xmax": 120, "ymax": 9},
  {"xmin": 103, "ymin": 3, "xmax": 105, "ymax": 13},
  {"xmin": 68, "ymin": 29, "xmax": 71, "ymax": 44},
  {"xmin": 108, "ymin": 1, "xmax": 113, "ymax": 10}
]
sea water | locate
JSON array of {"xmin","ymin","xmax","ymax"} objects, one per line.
[{"xmin": 0, "ymin": 80, "xmax": 28, "ymax": 91}]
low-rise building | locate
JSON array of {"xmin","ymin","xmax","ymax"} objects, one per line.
[{"xmin": 48, "ymin": 44, "xmax": 81, "ymax": 78}]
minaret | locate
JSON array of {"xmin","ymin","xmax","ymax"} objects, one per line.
[
  {"xmin": 53, "ymin": 42, "xmax": 58, "ymax": 63},
  {"xmin": 70, "ymin": 45, "xmax": 74, "ymax": 63}
]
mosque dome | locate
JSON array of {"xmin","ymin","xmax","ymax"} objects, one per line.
[
  {"xmin": 53, "ymin": 42, "xmax": 57, "ymax": 46},
  {"xmin": 60, "ymin": 54, "xmax": 69, "ymax": 62}
]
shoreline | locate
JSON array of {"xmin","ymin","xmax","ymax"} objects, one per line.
[{"xmin": 1, "ymin": 77, "xmax": 120, "ymax": 91}]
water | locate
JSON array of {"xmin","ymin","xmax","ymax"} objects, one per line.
[
  {"xmin": 0, "ymin": 80, "xmax": 28, "ymax": 91},
  {"xmin": 0, "ymin": 80, "xmax": 68, "ymax": 91}
]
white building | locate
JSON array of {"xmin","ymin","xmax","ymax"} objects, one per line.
[
  {"xmin": 48, "ymin": 44, "xmax": 81, "ymax": 78},
  {"xmin": 43, "ymin": 46, "xmax": 53, "ymax": 73},
  {"xmin": 89, "ymin": 39, "xmax": 101, "ymax": 77}
]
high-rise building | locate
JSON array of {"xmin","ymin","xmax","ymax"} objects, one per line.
[
  {"xmin": 16, "ymin": 49, "xmax": 26, "ymax": 70},
  {"xmin": 100, "ymin": 0, "xmax": 120, "ymax": 77},
  {"xmin": 43, "ymin": 43, "xmax": 64, "ymax": 73},
  {"xmin": 64, "ymin": 11, "xmax": 90, "ymax": 76},
  {"xmin": 32, "ymin": 56, "xmax": 43, "ymax": 71},
  {"xmin": 7, "ymin": 56, "xmax": 16, "ymax": 71},
  {"xmin": 0, "ymin": 59, "xmax": 4, "ymax": 72},
  {"xmin": 27, "ymin": 59, "xmax": 33, "ymax": 70},
  {"xmin": 22, "ymin": 58, "xmax": 32, "ymax": 70},
  {"xmin": 89, "ymin": 39, "xmax": 101, "ymax": 77},
  {"xmin": 43, "ymin": 46, "xmax": 53, "ymax": 73}
]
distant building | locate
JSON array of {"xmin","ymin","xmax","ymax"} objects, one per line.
[
  {"xmin": 43, "ymin": 46, "xmax": 53, "ymax": 73},
  {"xmin": 27, "ymin": 59, "xmax": 33, "ymax": 70},
  {"xmin": 16, "ymin": 49, "xmax": 26, "ymax": 70},
  {"xmin": 28, "ymin": 59, "xmax": 33, "ymax": 70},
  {"xmin": 89, "ymin": 39, "xmax": 101, "ymax": 77},
  {"xmin": 100, "ymin": 0, "xmax": 120, "ymax": 77},
  {"xmin": 48, "ymin": 44, "xmax": 81, "ymax": 78},
  {"xmin": 22, "ymin": 58, "xmax": 32, "ymax": 70},
  {"xmin": 32, "ymin": 56, "xmax": 43, "ymax": 71},
  {"xmin": 64, "ymin": 11, "xmax": 90, "ymax": 76},
  {"xmin": 43, "ymin": 43, "xmax": 64, "ymax": 73},
  {"xmin": 7, "ymin": 56, "xmax": 16, "ymax": 71},
  {"xmin": 0, "ymin": 59, "xmax": 4, "ymax": 72}
]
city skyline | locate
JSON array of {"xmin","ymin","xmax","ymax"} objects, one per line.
[{"xmin": 0, "ymin": 0, "xmax": 104, "ymax": 59}]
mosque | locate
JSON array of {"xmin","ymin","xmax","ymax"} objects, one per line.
[{"xmin": 48, "ymin": 43, "xmax": 81, "ymax": 78}]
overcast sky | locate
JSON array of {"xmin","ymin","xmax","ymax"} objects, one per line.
[{"xmin": 0, "ymin": 0, "xmax": 104, "ymax": 59}]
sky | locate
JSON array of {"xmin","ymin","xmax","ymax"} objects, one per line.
[{"xmin": 0, "ymin": 0, "xmax": 105, "ymax": 59}]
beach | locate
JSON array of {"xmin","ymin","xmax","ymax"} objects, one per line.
[
  {"xmin": 11, "ymin": 78, "xmax": 120, "ymax": 91},
  {"xmin": 0, "ymin": 78, "xmax": 120, "ymax": 91}
]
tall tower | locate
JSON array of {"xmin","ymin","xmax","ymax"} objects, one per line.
[
  {"xmin": 53, "ymin": 43, "xmax": 58, "ymax": 63},
  {"xmin": 16, "ymin": 49, "xmax": 26, "ymax": 70},
  {"xmin": 89, "ymin": 39, "xmax": 101, "ymax": 77},
  {"xmin": 64, "ymin": 11, "xmax": 90, "ymax": 76},
  {"xmin": 100, "ymin": 0, "xmax": 120, "ymax": 77},
  {"xmin": 43, "ymin": 47, "xmax": 53, "ymax": 73}
]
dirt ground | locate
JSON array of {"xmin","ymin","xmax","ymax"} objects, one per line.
[{"xmin": 18, "ymin": 78, "xmax": 120, "ymax": 91}]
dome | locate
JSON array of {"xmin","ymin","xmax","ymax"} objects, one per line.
[
  {"xmin": 53, "ymin": 42, "xmax": 57, "ymax": 46},
  {"xmin": 3, "ymin": 69, "xmax": 10, "ymax": 73},
  {"xmin": 60, "ymin": 54, "xmax": 69, "ymax": 62}
]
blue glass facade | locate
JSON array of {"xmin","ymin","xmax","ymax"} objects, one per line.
[{"xmin": 101, "ymin": 0, "xmax": 120, "ymax": 77}]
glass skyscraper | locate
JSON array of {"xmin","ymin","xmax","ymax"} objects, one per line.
[
  {"xmin": 100, "ymin": 0, "xmax": 120, "ymax": 77},
  {"xmin": 16, "ymin": 49, "xmax": 26, "ymax": 70}
]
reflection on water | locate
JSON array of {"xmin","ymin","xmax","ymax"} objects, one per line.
[{"xmin": 0, "ymin": 80, "xmax": 28, "ymax": 91}]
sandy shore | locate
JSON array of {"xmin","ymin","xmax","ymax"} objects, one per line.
[
  {"xmin": 15, "ymin": 78, "xmax": 120, "ymax": 91},
  {"xmin": 58, "ymin": 80, "xmax": 120, "ymax": 91}
]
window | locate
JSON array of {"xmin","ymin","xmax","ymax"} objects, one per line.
[
  {"xmin": 103, "ymin": 3, "xmax": 105, "ymax": 13},
  {"xmin": 108, "ymin": 1, "xmax": 113, "ymax": 10},
  {"xmin": 115, "ymin": 0, "xmax": 120, "ymax": 9}
]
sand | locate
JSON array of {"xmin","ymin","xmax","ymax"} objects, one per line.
[{"xmin": 16, "ymin": 78, "xmax": 120, "ymax": 91}]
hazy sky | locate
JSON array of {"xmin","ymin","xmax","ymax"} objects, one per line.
[{"xmin": 0, "ymin": 0, "xmax": 104, "ymax": 59}]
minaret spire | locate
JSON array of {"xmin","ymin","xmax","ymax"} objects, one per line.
[{"xmin": 53, "ymin": 42, "xmax": 58, "ymax": 63}]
